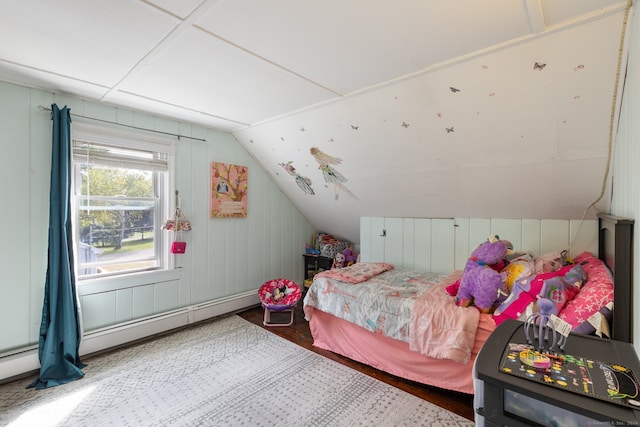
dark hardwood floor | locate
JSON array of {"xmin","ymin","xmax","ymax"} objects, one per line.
[{"xmin": 237, "ymin": 303, "xmax": 475, "ymax": 422}]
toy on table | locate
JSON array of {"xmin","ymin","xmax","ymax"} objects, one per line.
[
  {"xmin": 305, "ymin": 243, "xmax": 320, "ymax": 255},
  {"xmin": 519, "ymin": 348, "xmax": 551, "ymax": 369},
  {"xmin": 524, "ymin": 297, "xmax": 566, "ymax": 352}
]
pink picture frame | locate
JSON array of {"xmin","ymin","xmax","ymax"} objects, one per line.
[{"xmin": 210, "ymin": 162, "xmax": 248, "ymax": 218}]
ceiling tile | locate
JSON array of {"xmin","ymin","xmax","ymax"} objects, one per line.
[
  {"xmin": 0, "ymin": 0, "xmax": 178, "ymax": 86},
  {"xmin": 0, "ymin": 61, "xmax": 110, "ymax": 99},
  {"xmin": 103, "ymin": 89, "xmax": 247, "ymax": 131},
  {"xmin": 117, "ymin": 27, "xmax": 337, "ymax": 124},
  {"xmin": 195, "ymin": 0, "xmax": 534, "ymax": 94}
]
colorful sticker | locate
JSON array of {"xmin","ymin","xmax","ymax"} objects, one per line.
[{"xmin": 310, "ymin": 147, "xmax": 355, "ymax": 201}]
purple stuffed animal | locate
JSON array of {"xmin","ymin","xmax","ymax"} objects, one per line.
[{"xmin": 455, "ymin": 236, "xmax": 509, "ymax": 313}]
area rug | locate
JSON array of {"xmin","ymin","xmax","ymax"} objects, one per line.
[{"xmin": 0, "ymin": 315, "xmax": 473, "ymax": 426}]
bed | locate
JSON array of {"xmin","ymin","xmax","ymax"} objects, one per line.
[{"xmin": 303, "ymin": 214, "xmax": 634, "ymax": 395}]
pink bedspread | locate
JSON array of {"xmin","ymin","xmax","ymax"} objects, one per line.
[
  {"xmin": 305, "ymin": 268, "xmax": 480, "ymax": 364},
  {"xmin": 409, "ymin": 271, "xmax": 479, "ymax": 364},
  {"xmin": 313, "ymin": 262, "xmax": 394, "ymax": 283},
  {"xmin": 308, "ymin": 308, "xmax": 496, "ymax": 394}
]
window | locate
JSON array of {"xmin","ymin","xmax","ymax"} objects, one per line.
[{"xmin": 72, "ymin": 123, "xmax": 175, "ymax": 279}]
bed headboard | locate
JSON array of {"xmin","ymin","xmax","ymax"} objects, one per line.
[{"xmin": 598, "ymin": 214, "xmax": 634, "ymax": 343}]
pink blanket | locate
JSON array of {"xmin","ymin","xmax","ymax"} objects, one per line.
[
  {"xmin": 409, "ymin": 271, "xmax": 480, "ymax": 364},
  {"xmin": 314, "ymin": 262, "xmax": 394, "ymax": 284}
]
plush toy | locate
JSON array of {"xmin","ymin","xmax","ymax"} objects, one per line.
[
  {"xmin": 332, "ymin": 253, "xmax": 346, "ymax": 269},
  {"xmin": 342, "ymin": 247, "xmax": 357, "ymax": 266},
  {"xmin": 455, "ymin": 235, "xmax": 509, "ymax": 313}
]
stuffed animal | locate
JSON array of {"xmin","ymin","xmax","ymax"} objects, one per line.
[
  {"xmin": 342, "ymin": 247, "xmax": 357, "ymax": 266},
  {"xmin": 332, "ymin": 253, "xmax": 346, "ymax": 269},
  {"xmin": 455, "ymin": 235, "xmax": 509, "ymax": 313}
]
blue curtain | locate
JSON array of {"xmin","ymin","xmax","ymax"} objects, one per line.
[{"xmin": 29, "ymin": 104, "xmax": 86, "ymax": 389}]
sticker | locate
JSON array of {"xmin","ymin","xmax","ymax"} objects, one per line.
[
  {"xmin": 310, "ymin": 147, "xmax": 355, "ymax": 200},
  {"xmin": 279, "ymin": 161, "xmax": 315, "ymax": 195}
]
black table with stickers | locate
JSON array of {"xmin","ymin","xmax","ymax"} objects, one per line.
[{"xmin": 476, "ymin": 319, "xmax": 640, "ymax": 426}]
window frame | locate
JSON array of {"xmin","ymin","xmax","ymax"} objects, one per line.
[{"xmin": 71, "ymin": 122, "xmax": 176, "ymax": 283}]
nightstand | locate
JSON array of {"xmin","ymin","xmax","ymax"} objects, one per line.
[
  {"xmin": 302, "ymin": 254, "xmax": 333, "ymax": 288},
  {"xmin": 475, "ymin": 319, "xmax": 640, "ymax": 426}
]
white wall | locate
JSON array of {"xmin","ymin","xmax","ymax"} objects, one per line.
[
  {"xmin": 0, "ymin": 82, "xmax": 314, "ymax": 360},
  {"xmin": 360, "ymin": 217, "xmax": 597, "ymax": 273},
  {"xmin": 611, "ymin": 5, "xmax": 640, "ymax": 349}
]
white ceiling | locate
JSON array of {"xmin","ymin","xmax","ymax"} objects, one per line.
[{"xmin": 0, "ymin": 0, "xmax": 633, "ymax": 243}]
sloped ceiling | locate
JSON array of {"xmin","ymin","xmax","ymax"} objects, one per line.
[{"xmin": 0, "ymin": 0, "xmax": 632, "ymax": 243}]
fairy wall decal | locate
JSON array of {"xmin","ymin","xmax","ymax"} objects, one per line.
[
  {"xmin": 310, "ymin": 147, "xmax": 354, "ymax": 200},
  {"xmin": 279, "ymin": 161, "xmax": 315, "ymax": 195}
]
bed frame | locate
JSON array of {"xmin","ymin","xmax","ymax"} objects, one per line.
[{"xmin": 598, "ymin": 213, "xmax": 634, "ymax": 343}]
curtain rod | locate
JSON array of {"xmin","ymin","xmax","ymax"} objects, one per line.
[{"xmin": 38, "ymin": 105, "xmax": 206, "ymax": 142}]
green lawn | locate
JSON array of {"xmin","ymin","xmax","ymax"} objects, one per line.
[{"xmin": 101, "ymin": 236, "xmax": 154, "ymax": 255}]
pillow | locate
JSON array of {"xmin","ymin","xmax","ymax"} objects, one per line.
[
  {"xmin": 559, "ymin": 251, "xmax": 614, "ymax": 329},
  {"xmin": 534, "ymin": 250, "xmax": 566, "ymax": 273},
  {"xmin": 571, "ymin": 302, "xmax": 613, "ymax": 336},
  {"xmin": 493, "ymin": 263, "xmax": 585, "ymax": 326},
  {"xmin": 501, "ymin": 253, "xmax": 534, "ymax": 292}
]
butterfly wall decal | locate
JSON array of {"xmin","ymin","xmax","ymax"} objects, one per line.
[
  {"xmin": 446, "ymin": 127, "xmax": 454, "ymax": 133},
  {"xmin": 534, "ymin": 62, "xmax": 547, "ymax": 70},
  {"xmin": 401, "ymin": 121, "xmax": 410, "ymax": 128},
  {"xmin": 449, "ymin": 87, "xmax": 460, "ymax": 93},
  {"xmin": 351, "ymin": 125, "xmax": 359, "ymax": 130}
]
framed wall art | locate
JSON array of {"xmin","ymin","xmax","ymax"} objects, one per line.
[{"xmin": 210, "ymin": 162, "xmax": 248, "ymax": 218}]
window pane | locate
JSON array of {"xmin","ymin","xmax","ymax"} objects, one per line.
[
  {"xmin": 76, "ymin": 163, "xmax": 160, "ymax": 278},
  {"xmin": 80, "ymin": 164, "xmax": 154, "ymax": 197}
]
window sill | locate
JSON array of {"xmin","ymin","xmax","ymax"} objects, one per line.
[{"xmin": 78, "ymin": 268, "xmax": 182, "ymax": 296}]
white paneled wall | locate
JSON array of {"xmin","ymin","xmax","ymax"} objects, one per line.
[
  {"xmin": 0, "ymin": 82, "xmax": 314, "ymax": 373},
  {"xmin": 360, "ymin": 217, "xmax": 597, "ymax": 273}
]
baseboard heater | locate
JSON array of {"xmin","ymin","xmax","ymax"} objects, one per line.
[{"xmin": 0, "ymin": 291, "xmax": 260, "ymax": 383}]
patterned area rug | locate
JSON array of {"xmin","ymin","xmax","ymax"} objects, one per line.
[{"xmin": 0, "ymin": 315, "xmax": 473, "ymax": 426}]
